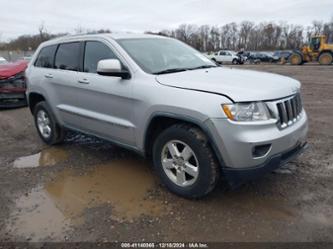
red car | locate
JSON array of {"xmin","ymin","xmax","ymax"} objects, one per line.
[{"xmin": 0, "ymin": 60, "xmax": 28, "ymax": 108}]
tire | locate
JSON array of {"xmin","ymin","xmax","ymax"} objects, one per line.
[
  {"xmin": 289, "ymin": 53, "xmax": 303, "ymax": 65},
  {"xmin": 152, "ymin": 123, "xmax": 220, "ymax": 199},
  {"xmin": 318, "ymin": 52, "xmax": 333, "ymax": 65},
  {"xmin": 33, "ymin": 101, "xmax": 65, "ymax": 145},
  {"xmin": 232, "ymin": 59, "xmax": 238, "ymax": 65}
]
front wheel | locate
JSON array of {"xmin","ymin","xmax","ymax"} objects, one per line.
[
  {"xmin": 289, "ymin": 53, "xmax": 303, "ymax": 65},
  {"xmin": 232, "ymin": 59, "xmax": 238, "ymax": 64},
  {"xmin": 153, "ymin": 124, "xmax": 220, "ymax": 199},
  {"xmin": 318, "ymin": 52, "xmax": 333, "ymax": 65}
]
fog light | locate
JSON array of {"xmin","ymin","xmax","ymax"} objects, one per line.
[{"xmin": 252, "ymin": 144, "xmax": 271, "ymax": 158}]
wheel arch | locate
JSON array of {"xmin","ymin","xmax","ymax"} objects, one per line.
[
  {"xmin": 319, "ymin": 49, "xmax": 333, "ymax": 55},
  {"xmin": 289, "ymin": 50, "xmax": 304, "ymax": 65},
  {"xmin": 143, "ymin": 112, "xmax": 226, "ymax": 169},
  {"xmin": 28, "ymin": 92, "xmax": 46, "ymax": 113},
  {"xmin": 318, "ymin": 50, "xmax": 333, "ymax": 58}
]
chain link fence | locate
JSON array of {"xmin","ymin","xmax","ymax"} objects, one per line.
[{"xmin": 0, "ymin": 50, "xmax": 35, "ymax": 62}]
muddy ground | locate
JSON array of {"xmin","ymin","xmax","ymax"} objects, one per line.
[{"xmin": 0, "ymin": 64, "xmax": 332, "ymax": 243}]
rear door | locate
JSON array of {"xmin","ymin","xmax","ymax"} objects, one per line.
[
  {"xmin": 28, "ymin": 44, "xmax": 58, "ymax": 105},
  {"xmin": 49, "ymin": 42, "xmax": 81, "ymax": 124},
  {"xmin": 225, "ymin": 52, "xmax": 233, "ymax": 62},
  {"xmin": 59, "ymin": 40, "xmax": 135, "ymax": 146},
  {"xmin": 217, "ymin": 51, "xmax": 226, "ymax": 62}
]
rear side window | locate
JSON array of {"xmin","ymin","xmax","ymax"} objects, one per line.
[
  {"xmin": 84, "ymin": 41, "xmax": 116, "ymax": 73},
  {"xmin": 55, "ymin": 42, "xmax": 80, "ymax": 71},
  {"xmin": 35, "ymin": 45, "xmax": 57, "ymax": 68}
]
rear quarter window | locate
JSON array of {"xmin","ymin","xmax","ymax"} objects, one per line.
[{"xmin": 34, "ymin": 45, "xmax": 57, "ymax": 68}]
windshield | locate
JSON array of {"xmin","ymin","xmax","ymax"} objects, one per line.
[{"xmin": 117, "ymin": 38, "xmax": 216, "ymax": 74}]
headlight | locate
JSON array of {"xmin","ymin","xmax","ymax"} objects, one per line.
[{"xmin": 222, "ymin": 102, "xmax": 270, "ymax": 121}]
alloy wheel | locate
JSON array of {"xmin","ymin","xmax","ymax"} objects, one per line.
[
  {"xmin": 161, "ymin": 140, "xmax": 199, "ymax": 187},
  {"xmin": 37, "ymin": 110, "xmax": 52, "ymax": 139}
]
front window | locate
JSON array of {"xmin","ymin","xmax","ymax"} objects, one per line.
[
  {"xmin": 310, "ymin": 37, "xmax": 321, "ymax": 51},
  {"xmin": 84, "ymin": 41, "xmax": 117, "ymax": 73},
  {"xmin": 117, "ymin": 38, "xmax": 216, "ymax": 74}
]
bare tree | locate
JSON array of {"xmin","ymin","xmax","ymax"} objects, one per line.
[
  {"xmin": 38, "ymin": 21, "xmax": 47, "ymax": 40},
  {"xmin": 323, "ymin": 17, "xmax": 333, "ymax": 42},
  {"xmin": 74, "ymin": 25, "xmax": 85, "ymax": 34},
  {"xmin": 2, "ymin": 18, "xmax": 333, "ymax": 52},
  {"xmin": 312, "ymin": 20, "xmax": 324, "ymax": 35},
  {"xmin": 239, "ymin": 21, "xmax": 254, "ymax": 49}
]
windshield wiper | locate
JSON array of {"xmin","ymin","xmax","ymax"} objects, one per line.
[
  {"xmin": 153, "ymin": 68, "xmax": 189, "ymax": 75},
  {"xmin": 154, "ymin": 65, "xmax": 217, "ymax": 75},
  {"xmin": 188, "ymin": 65, "xmax": 217, "ymax": 70}
]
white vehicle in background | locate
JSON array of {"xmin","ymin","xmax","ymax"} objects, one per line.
[
  {"xmin": 0, "ymin": 57, "xmax": 8, "ymax": 64},
  {"xmin": 208, "ymin": 50, "xmax": 244, "ymax": 64}
]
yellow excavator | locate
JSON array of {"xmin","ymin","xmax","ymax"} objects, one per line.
[{"xmin": 289, "ymin": 35, "xmax": 333, "ymax": 65}]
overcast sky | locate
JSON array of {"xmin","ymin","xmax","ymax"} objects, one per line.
[{"xmin": 0, "ymin": 0, "xmax": 332, "ymax": 41}]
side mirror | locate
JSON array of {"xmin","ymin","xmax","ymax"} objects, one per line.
[{"xmin": 97, "ymin": 59, "xmax": 131, "ymax": 79}]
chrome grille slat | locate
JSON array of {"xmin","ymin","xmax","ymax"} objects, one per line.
[
  {"xmin": 291, "ymin": 98, "xmax": 297, "ymax": 121},
  {"xmin": 286, "ymin": 100, "xmax": 293, "ymax": 124},
  {"xmin": 275, "ymin": 93, "xmax": 303, "ymax": 129}
]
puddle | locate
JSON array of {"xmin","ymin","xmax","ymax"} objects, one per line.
[
  {"xmin": 6, "ymin": 159, "xmax": 166, "ymax": 241},
  {"xmin": 13, "ymin": 147, "xmax": 68, "ymax": 168},
  {"xmin": 45, "ymin": 159, "xmax": 165, "ymax": 220},
  {"xmin": 302, "ymin": 210, "xmax": 333, "ymax": 226},
  {"xmin": 6, "ymin": 189, "xmax": 71, "ymax": 241}
]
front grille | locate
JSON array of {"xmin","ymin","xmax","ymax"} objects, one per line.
[{"xmin": 276, "ymin": 93, "xmax": 303, "ymax": 129}]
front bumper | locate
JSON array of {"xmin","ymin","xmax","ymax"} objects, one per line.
[
  {"xmin": 205, "ymin": 111, "xmax": 308, "ymax": 185},
  {"xmin": 0, "ymin": 91, "xmax": 27, "ymax": 108},
  {"xmin": 206, "ymin": 110, "xmax": 308, "ymax": 169},
  {"xmin": 223, "ymin": 142, "xmax": 308, "ymax": 186}
]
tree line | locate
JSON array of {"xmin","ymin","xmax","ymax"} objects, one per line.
[
  {"xmin": 148, "ymin": 19, "xmax": 333, "ymax": 52},
  {"xmin": 1, "ymin": 19, "xmax": 332, "ymax": 52},
  {"xmin": 0, "ymin": 24, "xmax": 111, "ymax": 51}
]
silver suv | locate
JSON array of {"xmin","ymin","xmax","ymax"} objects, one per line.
[{"xmin": 26, "ymin": 34, "xmax": 308, "ymax": 198}]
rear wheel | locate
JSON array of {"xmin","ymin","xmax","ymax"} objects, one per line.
[
  {"xmin": 33, "ymin": 101, "xmax": 65, "ymax": 145},
  {"xmin": 289, "ymin": 53, "xmax": 303, "ymax": 65},
  {"xmin": 318, "ymin": 52, "xmax": 333, "ymax": 65},
  {"xmin": 153, "ymin": 124, "xmax": 220, "ymax": 199}
]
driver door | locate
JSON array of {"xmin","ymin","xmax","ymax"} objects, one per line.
[{"xmin": 60, "ymin": 40, "xmax": 136, "ymax": 146}]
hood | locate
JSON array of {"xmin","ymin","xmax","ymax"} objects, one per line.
[
  {"xmin": 0, "ymin": 60, "xmax": 28, "ymax": 79},
  {"xmin": 155, "ymin": 67, "xmax": 300, "ymax": 102}
]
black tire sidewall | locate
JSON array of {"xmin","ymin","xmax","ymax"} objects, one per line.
[
  {"xmin": 319, "ymin": 53, "xmax": 333, "ymax": 65},
  {"xmin": 290, "ymin": 54, "xmax": 302, "ymax": 65},
  {"xmin": 33, "ymin": 101, "xmax": 59, "ymax": 145},
  {"xmin": 153, "ymin": 126, "xmax": 216, "ymax": 198}
]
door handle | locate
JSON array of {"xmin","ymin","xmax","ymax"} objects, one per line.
[
  {"xmin": 78, "ymin": 79, "xmax": 90, "ymax": 84},
  {"xmin": 44, "ymin": 73, "xmax": 53, "ymax": 79}
]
